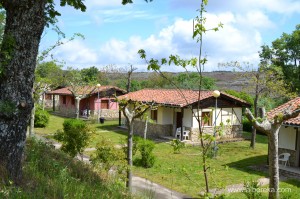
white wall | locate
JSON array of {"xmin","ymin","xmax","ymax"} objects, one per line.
[
  {"xmin": 158, "ymin": 107, "xmax": 173, "ymax": 125},
  {"xmin": 183, "ymin": 108, "xmax": 192, "ymax": 127},
  {"xmin": 218, "ymin": 108, "xmax": 242, "ymax": 125},
  {"xmin": 279, "ymin": 126, "xmax": 297, "ymax": 150},
  {"xmin": 192, "ymin": 107, "xmax": 243, "ymax": 128},
  {"xmin": 192, "ymin": 108, "xmax": 212, "ymax": 128}
]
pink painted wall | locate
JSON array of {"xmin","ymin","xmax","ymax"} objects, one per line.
[
  {"xmin": 59, "ymin": 95, "xmax": 119, "ymax": 114},
  {"xmin": 59, "ymin": 95, "xmax": 75, "ymax": 109},
  {"xmin": 109, "ymin": 100, "xmax": 119, "ymax": 109}
]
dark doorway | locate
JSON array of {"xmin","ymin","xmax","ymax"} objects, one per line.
[{"xmin": 176, "ymin": 112, "xmax": 182, "ymax": 128}]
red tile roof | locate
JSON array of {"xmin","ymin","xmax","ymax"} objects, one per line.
[
  {"xmin": 118, "ymin": 88, "xmax": 250, "ymax": 108},
  {"xmin": 48, "ymin": 86, "xmax": 125, "ymax": 96},
  {"xmin": 267, "ymin": 97, "xmax": 300, "ymax": 126}
]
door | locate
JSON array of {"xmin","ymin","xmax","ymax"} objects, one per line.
[{"xmin": 176, "ymin": 112, "xmax": 182, "ymax": 128}]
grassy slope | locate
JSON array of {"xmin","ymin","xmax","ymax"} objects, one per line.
[{"xmin": 0, "ymin": 138, "xmax": 131, "ymax": 199}]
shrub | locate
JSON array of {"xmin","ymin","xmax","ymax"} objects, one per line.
[
  {"xmin": 91, "ymin": 138, "xmax": 126, "ymax": 173},
  {"xmin": 54, "ymin": 119, "xmax": 92, "ymax": 158},
  {"xmin": 34, "ymin": 108, "xmax": 49, "ymax": 127},
  {"xmin": 137, "ymin": 139, "xmax": 155, "ymax": 168},
  {"xmin": 170, "ymin": 139, "xmax": 185, "ymax": 154},
  {"xmin": 242, "ymin": 180, "xmax": 262, "ymax": 199}
]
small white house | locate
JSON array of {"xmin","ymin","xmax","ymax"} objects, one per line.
[
  {"xmin": 118, "ymin": 89, "xmax": 250, "ymax": 141},
  {"xmin": 268, "ymin": 97, "xmax": 300, "ymax": 167}
]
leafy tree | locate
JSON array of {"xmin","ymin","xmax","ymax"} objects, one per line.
[
  {"xmin": 0, "ymin": 0, "xmax": 86, "ymax": 182},
  {"xmin": 245, "ymin": 107, "xmax": 300, "ymax": 199},
  {"xmin": 260, "ymin": 25, "xmax": 300, "ymax": 92},
  {"xmin": 0, "ymin": 0, "xmax": 150, "ymax": 185},
  {"xmin": 222, "ymin": 62, "xmax": 295, "ymax": 149},
  {"xmin": 80, "ymin": 66, "xmax": 99, "ymax": 84},
  {"xmin": 174, "ymin": 72, "xmax": 216, "ymax": 90},
  {"xmin": 224, "ymin": 90, "xmax": 254, "ymax": 106}
]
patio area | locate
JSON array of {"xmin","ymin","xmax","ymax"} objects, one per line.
[{"xmin": 279, "ymin": 165, "xmax": 300, "ymax": 180}]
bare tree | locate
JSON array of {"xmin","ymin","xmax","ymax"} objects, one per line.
[
  {"xmin": 245, "ymin": 106, "xmax": 300, "ymax": 199},
  {"xmin": 219, "ymin": 61, "xmax": 295, "ymax": 148},
  {"xmin": 126, "ymin": 65, "xmax": 137, "ymax": 93},
  {"xmin": 138, "ymin": 0, "xmax": 223, "ymax": 194},
  {"xmin": 118, "ymin": 99, "xmax": 153, "ymax": 191}
]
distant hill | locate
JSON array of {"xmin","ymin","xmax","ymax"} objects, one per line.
[
  {"xmin": 202, "ymin": 71, "xmax": 249, "ymax": 92},
  {"xmin": 103, "ymin": 71, "xmax": 251, "ymax": 92},
  {"xmin": 129, "ymin": 71, "xmax": 249, "ymax": 92}
]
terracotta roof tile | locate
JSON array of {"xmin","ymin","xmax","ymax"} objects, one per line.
[
  {"xmin": 48, "ymin": 86, "xmax": 125, "ymax": 96},
  {"xmin": 267, "ymin": 97, "xmax": 300, "ymax": 126},
  {"xmin": 118, "ymin": 88, "xmax": 250, "ymax": 107}
]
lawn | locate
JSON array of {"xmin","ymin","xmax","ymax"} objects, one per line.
[{"xmin": 35, "ymin": 114, "xmax": 300, "ymax": 198}]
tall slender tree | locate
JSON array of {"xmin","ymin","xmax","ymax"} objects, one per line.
[{"xmin": 138, "ymin": 0, "xmax": 223, "ymax": 195}]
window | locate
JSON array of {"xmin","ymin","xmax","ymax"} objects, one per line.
[
  {"xmin": 201, "ymin": 112, "xmax": 212, "ymax": 126},
  {"xmin": 101, "ymin": 100, "xmax": 109, "ymax": 109},
  {"xmin": 62, "ymin": 96, "xmax": 66, "ymax": 104},
  {"xmin": 151, "ymin": 110, "xmax": 157, "ymax": 121}
]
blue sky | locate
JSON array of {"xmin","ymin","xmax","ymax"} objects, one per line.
[{"xmin": 40, "ymin": 0, "xmax": 300, "ymax": 72}]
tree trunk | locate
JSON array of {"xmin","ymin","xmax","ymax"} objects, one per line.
[
  {"xmin": 75, "ymin": 97, "xmax": 81, "ymax": 119},
  {"xmin": 250, "ymin": 127, "xmax": 256, "ymax": 148},
  {"xmin": 144, "ymin": 115, "xmax": 148, "ymax": 139},
  {"xmin": 29, "ymin": 104, "xmax": 36, "ymax": 136},
  {"xmin": 250, "ymin": 88, "xmax": 259, "ymax": 148},
  {"xmin": 0, "ymin": 0, "xmax": 46, "ymax": 182},
  {"xmin": 126, "ymin": 122, "xmax": 133, "ymax": 191},
  {"xmin": 42, "ymin": 92, "xmax": 45, "ymax": 110},
  {"xmin": 268, "ymin": 125, "xmax": 280, "ymax": 199}
]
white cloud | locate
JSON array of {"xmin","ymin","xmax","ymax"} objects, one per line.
[
  {"xmin": 52, "ymin": 12, "xmax": 265, "ymax": 71},
  {"xmin": 94, "ymin": 13, "xmax": 262, "ymax": 71},
  {"xmin": 244, "ymin": 0, "xmax": 300, "ymax": 14},
  {"xmin": 236, "ymin": 10, "xmax": 275, "ymax": 29},
  {"xmin": 52, "ymin": 39, "xmax": 99, "ymax": 67}
]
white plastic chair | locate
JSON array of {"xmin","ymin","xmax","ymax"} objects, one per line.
[
  {"xmin": 175, "ymin": 127, "xmax": 190, "ymax": 140},
  {"xmin": 278, "ymin": 153, "xmax": 290, "ymax": 167}
]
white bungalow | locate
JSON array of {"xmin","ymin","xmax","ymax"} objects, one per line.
[{"xmin": 118, "ymin": 89, "xmax": 251, "ymax": 141}]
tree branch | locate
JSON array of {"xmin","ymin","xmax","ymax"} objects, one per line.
[
  {"xmin": 282, "ymin": 107, "xmax": 300, "ymax": 121},
  {"xmin": 245, "ymin": 108, "xmax": 271, "ymax": 135}
]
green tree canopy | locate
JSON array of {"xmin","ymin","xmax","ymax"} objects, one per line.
[
  {"xmin": 260, "ymin": 24, "xmax": 300, "ymax": 92},
  {"xmin": 80, "ymin": 66, "xmax": 99, "ymax": 84},
  {"xmin": 174, "ymin": 72, "xmax": 216, "ymax": 90},
  {"xmin": 35, "ymin": 61, "xmax": 63, "ymax": 88}
]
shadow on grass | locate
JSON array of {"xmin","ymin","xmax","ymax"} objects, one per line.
[
  {"xmin": 225, "ymin": 154, "xmax": 269, "ymax": 177},
  {"xmin": 284, "ymin": 178, "xmax": 300, "ymax": 187}
]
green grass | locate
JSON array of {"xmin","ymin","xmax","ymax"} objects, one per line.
[
  {"xmin": 0, "ymin": 138, "xmax": 131, "ymax": 199},
  {"xmin": 132, "ymin": 136, "xmax": 268, "ymax": 197},
  {"xmin": 88, "ymin": 120, "xmax": 128, "ymax": 147},
  {"xmin": 36, "ymin": 114, "xmax": 300, "ymax": 198},
  {"xmin": 34, "ymin": 114, "xmax": 65, "ymax": 135},
  {"xmin": 35, "ymin": 114, "xmax": 126, "ymax": 147}
]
